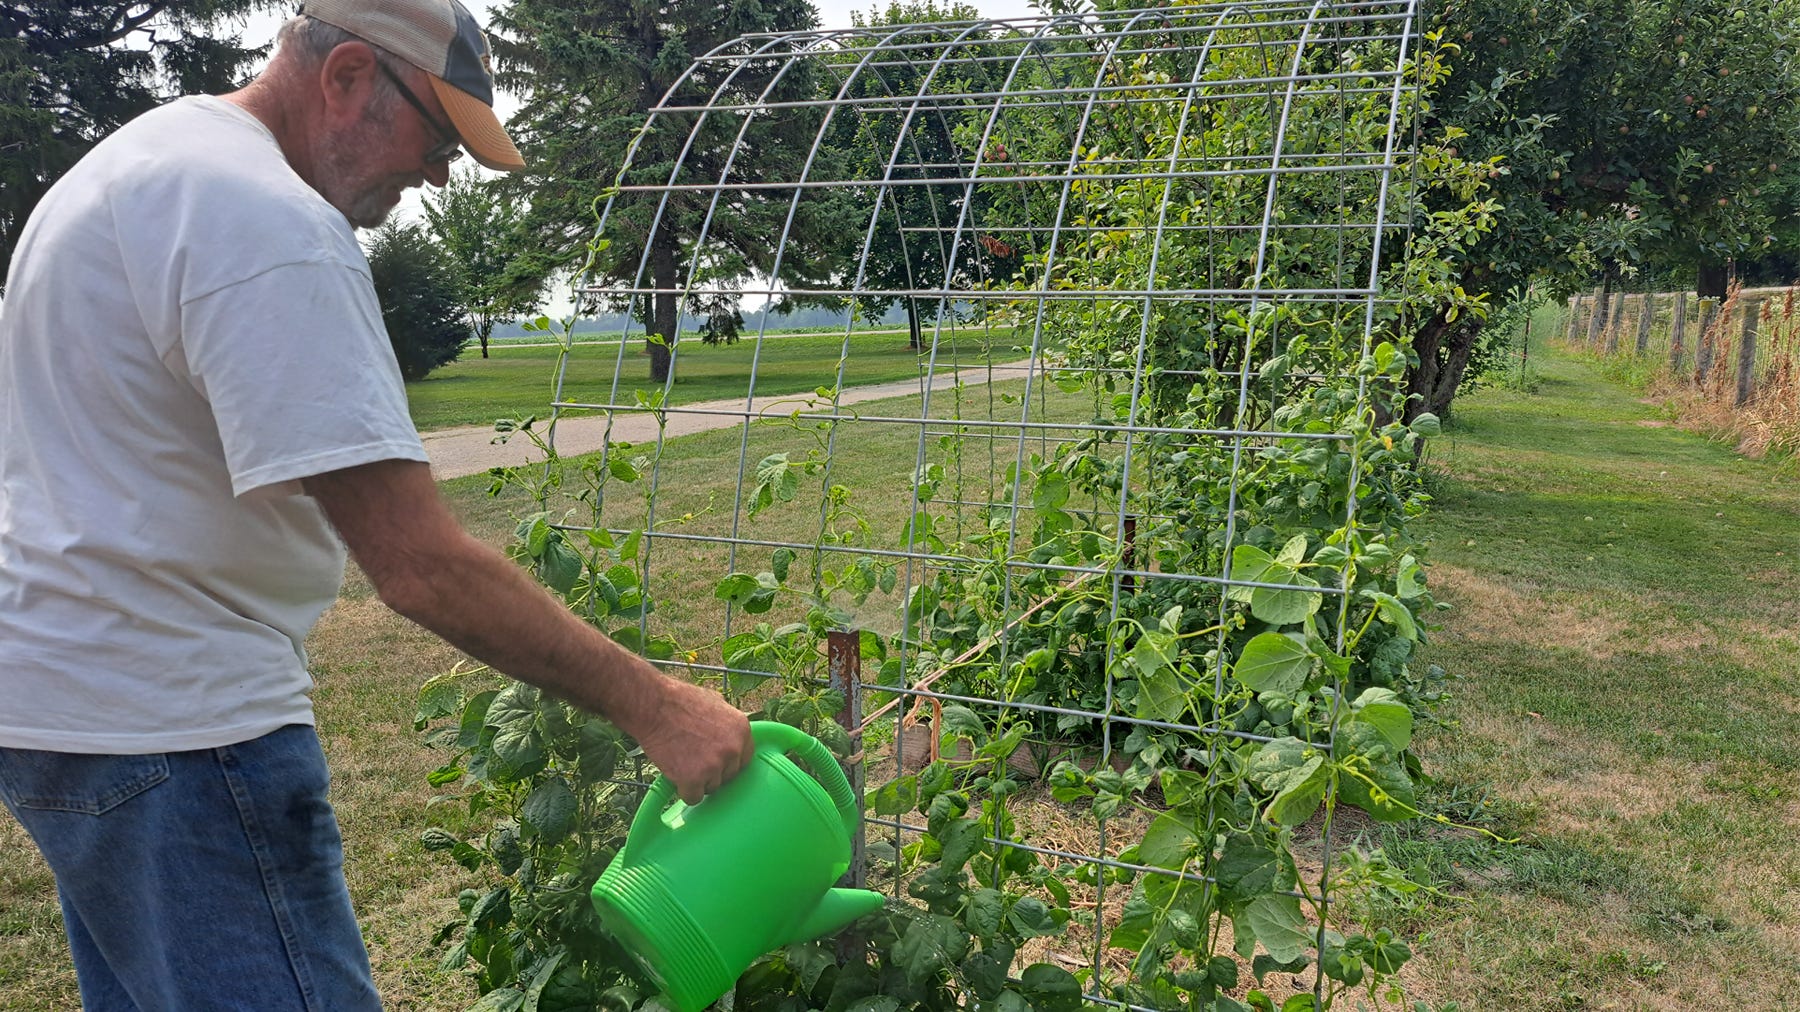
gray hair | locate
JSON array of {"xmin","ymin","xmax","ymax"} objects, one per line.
[{"xmin": 274, "ymin": 14, "xmax": 400, "ymax": 102}]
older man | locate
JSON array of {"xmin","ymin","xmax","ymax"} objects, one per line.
[{"xmin": 0, "ymin": 1, "xmax": 752, "ymax": 1008}]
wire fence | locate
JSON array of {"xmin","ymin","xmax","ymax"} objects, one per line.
[
  {"xmin": 1567, "ymin": 280, "xmax": 1800, "ymax": 456},
  {"xmin": 517, "ymin": 2, "xmax": 1436, "ymax": 1006}
]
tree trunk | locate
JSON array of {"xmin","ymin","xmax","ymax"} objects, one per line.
[
  {"xmin": 1404, "ymin": 308, "xmax": 1480, "ymax": 421},
  {"xmin": 1697, "ymin": 260, "xmax": 1729, "ymax": 301},
  {"xmin": 906, "ymin": 298, "xmax": 922, "ymax": 350},
  {"xmin": 1586, "ymin": 273, "xmax": 1615, "ymax": 345},
  {"xmin": 649, "ymin": 233, "xmax": 678, "ymax": 384},
  {"xmin": 477, "ymin": 320, "xmax": 492, "ymax": 359}
]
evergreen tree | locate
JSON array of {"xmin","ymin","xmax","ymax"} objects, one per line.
[
  {"xmin": 1, "ymin": 0, "xmax": 282, "ymax": 285},
  {"xmin": 366, "ymin": 221, "xmax": 470, "ymax": 382}
]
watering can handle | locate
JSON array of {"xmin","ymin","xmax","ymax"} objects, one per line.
[
  {"xmin": 751, "ymin": 720, "xmax": 861, "ymax": 840},
  {"xmin": 625, "ymin": 722, "xmax": 861, "ymax": 851},
  {"xmin": 624, "ymin": 772, "xmax": 679, "ymax": 854}
]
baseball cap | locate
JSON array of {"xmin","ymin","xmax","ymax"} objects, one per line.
[{"xmin": 298, "ymin": 0, "xmax": 525, "ymax": 172}]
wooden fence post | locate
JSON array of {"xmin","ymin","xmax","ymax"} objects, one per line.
[
  {"xmin": 1670, "ymin": 293, "xmax": 1688, "ymax": 373},
  {"xmin": 1604, "ymin": 290, "xmax": 1627, "ymax": 353},
  {"xmin": 1636, "ymin": 291, "xmax": 1654, "ymax": 353},
  {"xmin": 1566, "ymin": 296, "xmax": 1582, "ymax": 342},
  {"xmin": 1586, "ymin": 285, "xmax": 1611, "ymax": 345},
  {"xmin": 1736, "ymin": 302, "xmax": 1760, "ymax": 407},
  {"xmin": 1697, "ymin": 299, "xmax": 1718, "ymax": 383}
]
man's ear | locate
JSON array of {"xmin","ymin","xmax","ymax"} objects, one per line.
[{"xmin": 318, "ymin": 40, "xmax": 379, "ymax": 127}]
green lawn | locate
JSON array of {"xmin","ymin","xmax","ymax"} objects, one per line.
[
  {"xmin": 1377, "ymin": 316, "xmax": 1800, "ymax": 1009},
  {"xmin": 406, "ymin": 328, "xmax": 1028, "ymax": 432}
]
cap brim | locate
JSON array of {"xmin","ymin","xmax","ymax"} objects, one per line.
[{"xmin": 429, "ymin": 75, "xmax": 525, "ymax": 172}]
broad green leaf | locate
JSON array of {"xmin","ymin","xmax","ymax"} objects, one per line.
[
  {"xmin": 469, "ymin": 988, "xmax": 526, "ymax": 1012},
  {"xmin": 960, "ymin": 952, "xmax": 1007, "ymax": 999},
  {"xmin": 845, "ymin": 998, "xmax": 899, "ymax": 1012},
  {"xmin": 1019, "ymin": 963, "xmax": 1082, "ymax": 1012},
  {"xmin": 1351, "ymin": 687, "xmax": 1413, "ymax": 750},
  {"xmin": 539, "ymin": 540, "xmax": 583, "ymax": 596},
  {"xmin": 1244, "ymin": 894, "xmax": 1312, "ymax": 964},
  {"xmin": 1396, "ymin": 554, "xmax": 1424, "ymax": 600},
  {"xmin": 870, "ymin": 775, "xmax": 918, "ymax": 817},
  {"xmin": 1134, "ymin": 662, "xmax": 1189, "ymax": 723},
  {"xmin": 1228, "ymin": 545, "xmax": 1275, "ymax": 603},
  {"xmin": 1250, "ymin": 566, "xmax": 1322, "ymax": 626},
  {"xmin": 937, "ymin": 818, "xmax": 984, "ymax": 873},
  {"xmin": 521, "ymin": 947, "xmax": 567, "ymax": 1011},
  {"xmin": 1007, "ymin": 896, "xmax": 1061, "ymax": 937},
  {"xmin": 521, "ymin": 777, "xmax": 577, "ymax": 844},
  {"xmin": 1138, "ymin": 811, "xmax": 1202, "ymax": 872},
  {"xmin": 416, "ymin": 677, "xmax": 461, "ymax": 726},
  {"xmin": 891, "ymin": 914, "xmax": 969, "ymax": 990},
  {"xmin": 1215, "ymin": 832, "xmax": 1279, "ymax": 902},
  {"xmin": 965, "ymin": 888, "xmax": 1004, "ymax": 937},
  {"xmin": 1233, "ymin": 633, "xmax": 1313, "ymax": 693},
  {"xmin": 1370, "ymin": 592, "xmax": 1418, "ymax": 641},
  {"xmin": 1275, "ymin": 534, "xmax": 1308, "ymax": 565},
  {"xmin": 486, "ymin": 685, "xmax": 545, "ymax": 776},
  {"xmin": 940, "ymin": 704, "xmax": 985, "ymax": 737},
  {"xmin": 1248, "ymin": 738, "xmax": 1328, "ymax": 826}
]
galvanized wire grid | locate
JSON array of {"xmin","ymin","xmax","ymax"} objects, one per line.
[{"xmin": 549, "ymin": 1, "xmax": 1420, "ymax": 1004}]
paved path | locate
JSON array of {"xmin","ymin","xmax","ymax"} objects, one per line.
[{"xmin": 422, "ymin": 359, "xmax": 1041, "ymax": 480}]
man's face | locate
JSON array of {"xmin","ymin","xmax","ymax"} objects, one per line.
[{"xmin": 314, "ymin": 62, "xmax": 456, "ymax": 229}]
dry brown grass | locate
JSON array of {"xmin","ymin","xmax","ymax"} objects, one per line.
[{"xmin": 1431, "ymin": 565, "xmax": 1633, "ymax": 659}]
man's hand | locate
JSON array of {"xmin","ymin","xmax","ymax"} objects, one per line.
[{"xmin": 626, "ymin": 678, "xmax": 755, "ymax": 805}]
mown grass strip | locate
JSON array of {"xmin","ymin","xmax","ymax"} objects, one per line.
[{"xmin": 1383, "ymin": 322, "xmax": 1800, "ymax": 1009}]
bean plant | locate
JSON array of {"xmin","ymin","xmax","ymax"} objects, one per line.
[{"xmin": 412, "ymin": 22, "xmax": 1489, "ymax": 1012}]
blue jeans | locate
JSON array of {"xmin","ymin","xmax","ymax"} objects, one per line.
[{"xmin": 0, "ymin": 724, "xmax": 382, "ymax": 1011}]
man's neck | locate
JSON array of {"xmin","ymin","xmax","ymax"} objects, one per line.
[{"xmin": 223, "ymin": 76, "xmax": 319, "ymax": 191}]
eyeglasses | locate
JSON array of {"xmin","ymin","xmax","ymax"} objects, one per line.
[{"xmin": 375, "ymin": 60, "xmax": 464, "ymax": 165}]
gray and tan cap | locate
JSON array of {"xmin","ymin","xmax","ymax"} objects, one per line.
[{"xmin": 298, "ymin": 0, "xmax": 525, "ymax": 171}]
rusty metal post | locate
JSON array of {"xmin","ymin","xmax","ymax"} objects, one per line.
[
  {"xmin": 827, "ymin": 629, "xmax": 866, "ymax": 889},
  {"xmin": 1121, "ymin": 515, "xmax": 1138, "ymax": 593},
  {"xmin": 1737, "ymin": 303, "xmax": 1760, "ymax": 407}
]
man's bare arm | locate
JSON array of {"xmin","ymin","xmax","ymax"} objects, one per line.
[{"xmin": 302, "ymin": 458, "xmax": 751, "ymax": 802}]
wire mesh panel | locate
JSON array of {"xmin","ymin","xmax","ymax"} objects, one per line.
[{"xmin": 537, "ymin": 2, "xmax": 1430, "ymax": 1006}]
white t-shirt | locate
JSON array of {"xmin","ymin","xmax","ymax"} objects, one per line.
[{"xmin": 0, "ymin": 96, "xmax": 429, "ymax": 753}]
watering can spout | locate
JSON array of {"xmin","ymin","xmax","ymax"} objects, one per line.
[{"xmin": 788, "ymin": 887, "xmax": 886, "ymax": 946}]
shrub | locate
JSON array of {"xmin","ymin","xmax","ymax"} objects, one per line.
[{"xmin": 366, "ymin": 221, "xmax": 469, "ymax": 381}]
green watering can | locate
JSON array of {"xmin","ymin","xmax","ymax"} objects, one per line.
[{"xmin": 591, "ymin": 721, "xmax": 886, "ymax": 1012}]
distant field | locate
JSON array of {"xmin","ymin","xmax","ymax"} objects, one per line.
[{"xmin": 407, "ymin": 327, "xmax": 1030, "ymax": 432}]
